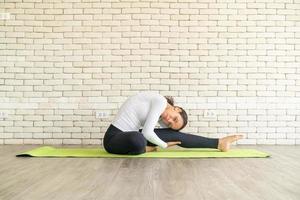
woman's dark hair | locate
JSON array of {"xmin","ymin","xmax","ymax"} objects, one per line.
[{"xmin": 164, "ymin": 96, "xmax": 188, "ymax": 131}]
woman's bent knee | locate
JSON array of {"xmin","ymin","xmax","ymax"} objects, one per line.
[
  {"xmin": 126, "ymin": 132, "xmax": 147, "ymax": 154},
  {"xmin": 103, "ymin": 131, "xmax": 147, "ymax": 155}
]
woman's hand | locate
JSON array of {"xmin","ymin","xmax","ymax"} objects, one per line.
[{"xmin": 167, "ymin": 141, "xmax": 181, "ymax": 147}]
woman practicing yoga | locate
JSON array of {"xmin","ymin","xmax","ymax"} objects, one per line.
[{"xmin": 103, "ymin": 91, "xmax": 243, "ymax": 155}]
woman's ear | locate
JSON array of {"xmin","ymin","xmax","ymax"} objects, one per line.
[{"xmin": 174, "ymin": 106, "xmax": 181, "ymax": 112}]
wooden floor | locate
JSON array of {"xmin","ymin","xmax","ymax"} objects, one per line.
[{"xmin": 0, "ymin": 145, "xmax": 299, "ymax": 200}]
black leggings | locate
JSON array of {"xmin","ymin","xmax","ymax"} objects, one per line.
[{"xmin": 103, "ymin": 124, "xmax": 219, "ymax": 155}]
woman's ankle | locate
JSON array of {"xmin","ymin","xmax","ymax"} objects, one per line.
[
  {"xmin": 217, "ymin": 134, "xmax": 244, "ymax": 152},
  {"xmin": 218, "ymin": 138, "xmax": 229, "ymax": 152}
]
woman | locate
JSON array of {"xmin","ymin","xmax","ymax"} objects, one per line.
[{"xmin": 103, "ymin": 91, "xmax": 243, "ymax": 155}]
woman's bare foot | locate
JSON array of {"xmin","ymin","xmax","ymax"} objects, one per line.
[
  {"xmin": 145, "ymin": 146, "xmax": 157, "ymax": 152},
  {"xmin": 218, "ymin": 134, "xmax": 244, "ymax": 152}
]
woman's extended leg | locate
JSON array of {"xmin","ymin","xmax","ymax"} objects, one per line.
[
  {"xmin": 139, "ymin": 128, "xmax": 243, "ymax": 151},
  {"xmin": 139, "ymin": 128, "xmax": 219, "ymax": 149}
]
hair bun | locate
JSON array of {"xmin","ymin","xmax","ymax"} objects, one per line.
[{"xmin": 164, "ymin": 96, "xmax": 175, "ymax": 106}]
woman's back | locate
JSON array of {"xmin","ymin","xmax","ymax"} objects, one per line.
[{"xmin": 111, "ymin": 91, "xmax": 168, "ymax": 132}]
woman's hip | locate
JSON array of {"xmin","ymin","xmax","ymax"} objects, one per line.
[{"xmin": 103, "ymin": 124, "xmax": 122, "ymax": 148}]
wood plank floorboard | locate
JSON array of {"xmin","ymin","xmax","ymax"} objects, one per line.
[{"xmin": 0, "ymin": 145, "xmax": 299, "ymax": 200}]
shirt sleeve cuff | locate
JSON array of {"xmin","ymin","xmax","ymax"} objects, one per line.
[{"xmin": 159, "ymin": 142, "xmax": 168, "ymax": 149}]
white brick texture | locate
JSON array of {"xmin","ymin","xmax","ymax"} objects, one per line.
[{"xmin": 0, "ymin": 0, "xmax": 299, "ymax": 145}]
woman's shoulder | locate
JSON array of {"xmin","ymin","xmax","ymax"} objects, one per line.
[
  {"xmin": 137, "ymin": 91, "xmax": 166, "ymax": 103},
  {"xmin": 138, "ymin": 91, "xmax": 164, "ymax": 98}
]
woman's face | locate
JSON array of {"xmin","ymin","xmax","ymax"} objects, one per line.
[{"xmin": 160, "ymin": 105, "xmax": 184, "ymax": 130}]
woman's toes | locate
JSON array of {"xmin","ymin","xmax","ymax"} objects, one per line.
[
  {"xmin": 229, "ymin": 134, "xmax": 243, "ymax": 141},
  {"xmin": 236, "ymin": 134, "xmax": 244, "ymax": 139}
]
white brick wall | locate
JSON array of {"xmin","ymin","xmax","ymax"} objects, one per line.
[{"xmin": 0, "ymin": 0, "xmax": 299, "ymax": 145}]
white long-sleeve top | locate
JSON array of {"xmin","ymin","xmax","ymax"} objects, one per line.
[{"xmin": 111, "ymin": 91, "xmax": 169, "ymax": 148}]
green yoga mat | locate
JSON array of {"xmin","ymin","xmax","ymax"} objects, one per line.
[{"xmin": 16, "ymin": 146, "xmax": 270, "ymax": 158}]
